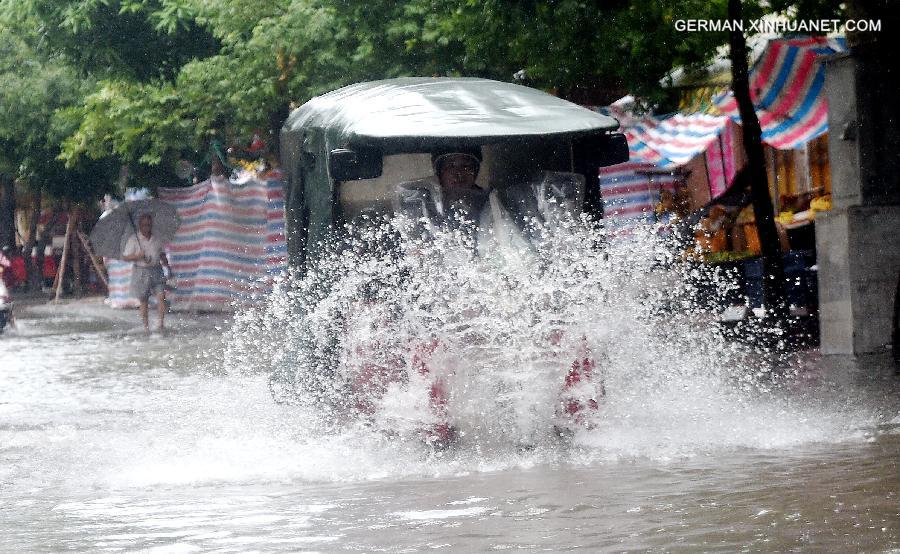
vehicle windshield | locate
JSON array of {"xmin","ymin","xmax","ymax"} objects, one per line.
[{"xmin": 338, "ymin": 142, "xmax": 586, "ymax": 236}]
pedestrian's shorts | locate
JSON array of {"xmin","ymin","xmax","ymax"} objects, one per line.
[{"xmin": 130, "ymin": 265, "xmax": 165, "ymax": 301}]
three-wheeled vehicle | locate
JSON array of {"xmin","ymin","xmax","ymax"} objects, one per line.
[{"xmin": 279, "ymin": 77, "xmax": 628, "ymax": 444}]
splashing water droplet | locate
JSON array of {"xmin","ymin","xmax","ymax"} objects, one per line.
[{"xmin": 222, "ymin": 214, "xmax": 881, "ymax": 462}]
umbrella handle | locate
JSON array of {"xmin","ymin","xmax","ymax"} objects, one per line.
[
  {"xmin": 125, "ymin": 206, "xmax": 140, "ymax": 237},
  {"xmin": 125, "ymin": 206, "xmax": 152, "ymax": 264}
]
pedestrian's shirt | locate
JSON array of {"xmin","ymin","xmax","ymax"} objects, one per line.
[{"xmin": 123, "ymin": 233, "xmax": 164, "ymax": 268}]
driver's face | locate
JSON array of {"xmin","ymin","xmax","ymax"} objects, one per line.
[{"xmin": 438, "ymin": 155, "xmax": 478, "ymax": 189}]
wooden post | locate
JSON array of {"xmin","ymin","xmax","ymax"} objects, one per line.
[
  {"xmin": 77, "ymin": 230, "xmax": 109, "ymax": 288},
  {"xmin": 71, "ymin": 208, "xmax": 83, "ymax": 297},
  {"xmin": 54, "ymin": 208, "xmax": 78, "ymax": 302}
]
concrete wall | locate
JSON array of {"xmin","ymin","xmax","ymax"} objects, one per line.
[
  {"xmin": 819, "ymin": 50, "xmax": 900, "ymax": 354},
  {"xmin": 817, "ymin": 205, "xmax": 900, "ymax": 354}
]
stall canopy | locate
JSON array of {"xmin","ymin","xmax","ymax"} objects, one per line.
[
  {"xmin": 106, "ymin": 172, "xmax": 287, "ymax": 311},
  {"xmin": 599, "ymin": 110, "xmax": 738, "ymax": 226},
  {"xmin": 624, "ymin": 112, "xmax": 733, "ymax": 169},
  {"xmin": 713, "ymin": 36, "xmax": 847, "ymax": 149},
  {"xmin": 599, "ymin": 35, "xmax": 846, "ymax": 228}
]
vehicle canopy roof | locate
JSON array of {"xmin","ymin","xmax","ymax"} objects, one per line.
[{"xmin": 282, "ymin": 77, "xmax": 619, "ymax": 150}]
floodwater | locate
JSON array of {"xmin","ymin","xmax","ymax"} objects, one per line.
[
  {"xmin": 0, "ymin": 299, "xmax": 898, "ymax": 551},
  {"xmin": 1, "ymin": 222, "xmax": 899, "ymax": 552}
]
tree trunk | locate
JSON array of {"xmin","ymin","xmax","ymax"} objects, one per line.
[
  {"xmin": 22, "ymin": 187, "xmax": 43, "ymax": 292},
  {"xmin": 0, "ymin": 173, "xmax": 15, "ymax": 251},
  {"xmin": 727, "ymin": 0, "xmax": 788, "ymax": 323},
  {"xmin": 269, "ymin": 102, "xmax": 290, "ymax": 163}
]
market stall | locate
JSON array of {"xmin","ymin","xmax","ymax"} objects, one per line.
[
  {"xmin": 599, "ymin": 36, "xmax": 846, "ymax": 234},
  {"xmin": 597, "ymin": 36, "xmax": 847, "ymax": 323}
]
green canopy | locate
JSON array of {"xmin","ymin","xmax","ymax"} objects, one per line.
[{"xmin": 283, "ymin": 77, "xmax": 619, "ymax": 148}]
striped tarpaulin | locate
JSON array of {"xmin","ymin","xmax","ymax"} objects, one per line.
[
  {"xmin": 105, "ymin": 173, "xmax": 286, "ymax": 311},
  {"xmin": 265, "ymin": 170, "xmax": 288, "ymax": 277},
  {"xmin": 623, "ymin": 112, "xmax": 732, "ymax": 169},
  {"xmin": 704, "ymin": 118, "xmax": 739, "ymax": 198},
  {"xmin": 598, "ymin": 36, "xmax": 845, "ymax": 228},
  {"xmin": 599, "ymin": 162, "xmax": 680, "ymax": 228},
  {"xmin": 599, "ymin": 112, "xmax": 734, "ymax": 227},
  {"xmin": 105, "ymin": 258, "xmax": 142, "ymax": 309},
  {"xmin": 713, "ymin": 36, "xmax": 847, "ymax": 149}
]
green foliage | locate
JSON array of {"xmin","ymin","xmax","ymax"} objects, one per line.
[
  {"xmin": 424, "ymin": 0, "xmax": 734, "ymax": 102},
  {"xmin": 5, "ymin": 0, "xmax": 219, "ymax": 81},
  {"xmin": 766, "ymin": 0, "xmax": 844, "ymax": 21},
  {"xmin": 0, "ymin": 22, "xmax": 118, "ymax": 201},
  {"xmin": 2, "ymin": 0, "xmax": 834, "ymax": 199},
  {"xmin": 59, "ymin": 81, "xmax": 196, "ymax": 167}
]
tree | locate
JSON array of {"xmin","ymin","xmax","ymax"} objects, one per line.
[
  {"xmin": 0, "ymin": 28, "xmax": 75, "ymax": 257},
  {"xmin": 1, "ymin": 0, "xmax": 221, "ymax": 188},
  {"xmin": 427, "ymin": 0, "xmax": 734, "ymax": 104},
  {"xmin": 9, "ymin": 0, "xmax": 841, "ymax": 217},
  {"xmin": 51, "ymin": 0, "xmax": 744, "ymax": 173},
  {"xmin": 727, "ymin": 0, "xmax": 788, "ymax": 324},
  {"xmin": 725, "ymin": 0, "xmax": 845, "ymax": 326},
  {"xmin": 0, "ymin": 21, "xmax": 119, "ymax": 290},
  {"xmin": 8, "ymin": 0, "xmax": 219, "ymax": 82}
]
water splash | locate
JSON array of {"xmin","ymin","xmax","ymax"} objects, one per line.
[{"xmin": 222, "ymin": 214, "xmax": 889, "ymax": 464}]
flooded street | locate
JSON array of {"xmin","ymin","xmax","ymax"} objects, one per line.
[
  {"xmin": 1, "ymin": 298, "xmax": 898, "ymax": 551},
  {"xmin": 1, "ymin": 0, "xmax": 896, "ymax": 550}
]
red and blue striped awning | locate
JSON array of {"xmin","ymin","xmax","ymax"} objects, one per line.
[
  {"xmin": 597, "ymin": 162, "xmax": 682, "ymax": 227},
  {"xmin": 598, "ymin": 36, "xmax": 845, "ymax": 227},
  {"xmin": 713, "ymin": 36, "xmax": 847, "ymax": 149},
  {"xmin": 624, "ymin": 112, "xmax": 732, "ymax": 169},
  {"xmin": 599, "ymin": 111, "xmax": 737, "ymax": 227}
]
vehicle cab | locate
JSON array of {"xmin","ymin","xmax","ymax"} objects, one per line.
[{"xmin": 280, "ymin": 77, "xmax": 628, "ymax": 271}]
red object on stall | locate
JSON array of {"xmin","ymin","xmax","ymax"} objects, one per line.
[
  {"xmin": 10, "ymin": 255, "xmax": 26, "ymax": 288},
  {"xmin": 42, "ymin": 253, "xmax": 57, "ymax": 283}
]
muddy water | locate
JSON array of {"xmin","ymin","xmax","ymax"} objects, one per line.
[{"xmin": 0, "ymin": 299, "xmax": 897, "ymax": 551}]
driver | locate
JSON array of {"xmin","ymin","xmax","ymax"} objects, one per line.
[{"xmin": 394, "ymin": 146, "xmax": 488, "ymax": 230}]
